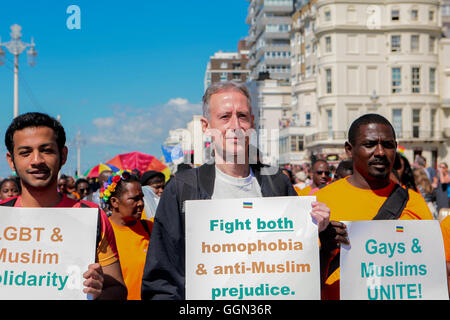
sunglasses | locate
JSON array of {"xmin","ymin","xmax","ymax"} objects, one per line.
[{"xmin": 315, "ymin": 171, "xmax": 330, "ymax": 176}]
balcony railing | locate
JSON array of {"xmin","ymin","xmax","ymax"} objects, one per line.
[
  {"xmin": 305, "ymin": 130, "xmax": 445, "ymax": 145},
  {"xmin": 305, "ymin": 131, "xmax": 347, "ymax": 145}
]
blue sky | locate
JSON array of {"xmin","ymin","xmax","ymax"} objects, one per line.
[{"xmin": 0, "ymin": 0, "xmax": 249, "ymax": 177}]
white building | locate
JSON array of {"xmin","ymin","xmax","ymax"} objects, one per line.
[
  {"xmin": 281, "ymin": 0, "xmax": 450, "ymax": 167},
  {"xmin": 246, "ymin": 0, "xmax": 294, "ymax": 82}
]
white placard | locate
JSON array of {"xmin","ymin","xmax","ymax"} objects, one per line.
[
  {"xmin": 0, "ymin": 207, "xmax": 98, "ymax": 300},
  {"xmin": 340, "ymin": 220, "xmax": 449, "ymax": 300},
  {"xmin": 185, "ymin": 196, "xmax": 320, "ymax": 300}
]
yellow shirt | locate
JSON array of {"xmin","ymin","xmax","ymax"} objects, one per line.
[
  {"xmin": 109, "ymin": 219, "xmax": 153, "ymax": 300},
  {"xmin": 297, "ymin": 185, "xmax": 312, "ymax": 196},
  {"xmin": 315, "ymin": 177, "xmax": 433, "ymax": 300}
]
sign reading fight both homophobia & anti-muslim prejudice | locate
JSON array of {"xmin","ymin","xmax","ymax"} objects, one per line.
[
  {"xmin": 185, "ymin": 197, "xmax": 320, "ymax": 300},
  {"xmin": 340, "ymin": 220, "xmax": 449, "ymax": 300},
  {"xmin": 0, "ymin": 207, "xmax": 98, "ymax": 300}
]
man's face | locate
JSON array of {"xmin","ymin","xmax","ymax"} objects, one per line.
[
  {"xmin": 201, "ymin": 90, "xmax": 254, "ymax": 163},
  {"xmin": 76, "ymin": 181, "xmax": 89, "ymax": 199},
  {"xmin": 7, "ymin": 126, "xmax": 67, "ymax": 191},
  {"xmin": 312, "ymin": 161, "xmax": 331, "ymax": 187},
  {"xmin": 346, "ymin": 123, "xmax": 397, "ymax": 181}
]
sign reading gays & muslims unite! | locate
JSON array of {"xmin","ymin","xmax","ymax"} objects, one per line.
[
  {"xmin": 340, "ymin": 220, "xmax": 449, "ymax": 300},
  {"xmin": 0, "ymin": 207, "xmax": 97, "ymax": 299},
  {"xmin": 185, "ymin": 197, "xmax": 321, "ymax": 300}
]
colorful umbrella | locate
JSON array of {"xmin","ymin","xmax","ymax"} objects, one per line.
[
  {"xmin": 84, "ymin": 163, "xmax": 120, "ymax": 178},
  {"xmin": 105, "ymin": 151, "xmax": 171, "ymax": 181}
]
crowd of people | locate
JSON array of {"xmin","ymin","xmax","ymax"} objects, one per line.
[
  {"xmin": 280, "ymin": 154, "xmax": 450, "ymax": 217},
  {"xmin": 0, "ymin": 80, "xmax": 449, "ymax": 300}
]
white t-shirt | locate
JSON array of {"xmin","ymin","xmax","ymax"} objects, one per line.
[{"xmin": 211, "ymin": 166, "xmax": 263, "ymax": 199}]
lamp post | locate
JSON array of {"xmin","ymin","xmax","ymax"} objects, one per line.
[{"xmin": 0, "ymin": 24, "xmax": 37, "ymax": 118}]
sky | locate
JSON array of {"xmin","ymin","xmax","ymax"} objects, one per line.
[{"xmin": 0, "ymin": 0, "xmax": 249, "ymax": 177}]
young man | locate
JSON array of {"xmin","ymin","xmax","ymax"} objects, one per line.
[
  {"xmin": 141, "ymin": 81, "xmax": 330, "ymax": 300},
  {"xmin": 2, "ymin": 112, "xmax": 127, "ymax": 300},
  {"xmin": 316, "ymin": 113, "xmax": 433, "ymax": 300}
]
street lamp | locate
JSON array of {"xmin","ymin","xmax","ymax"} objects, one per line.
[{"xmin": 0, "ymin": 24, "xmax": 37, "ymax": 118}]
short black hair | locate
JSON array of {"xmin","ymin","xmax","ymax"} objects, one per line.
[
  {"xmin": 0, "ymin": 178, "xmax": 20, "ymax": 191},
  {"xmin": 5, "ymin": 112, "xmax": 66, "ymax": 155},
  {"xmin": 347, "ymin": 113, "xmax": 396, "ymax": 146},
  {"xmin": 312, "ymin": 159, "xmax": 328, "ymax": 170},
  {"xmin": 75, "ymin": 178, "xmax": 89, "ymax": 190},
  {"xmin": 141, "ymin": 170, "xmax": 165, "ymax": 186}
]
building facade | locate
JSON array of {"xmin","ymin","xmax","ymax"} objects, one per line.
[
  {"xmin": 279, "ymin": 0, "xmax": 449, "ymax": 167},
  {"xmin": 204, "ymin": 40, "xmax": 250, "ymax": 91},
  {"xmin": 246, "ymin": 0, "xmax": 295, "ymax": 82}
]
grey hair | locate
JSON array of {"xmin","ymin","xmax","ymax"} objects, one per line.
[{"xmin": 202, "ymin": 81, "xmax": 252, "ymax": 119}]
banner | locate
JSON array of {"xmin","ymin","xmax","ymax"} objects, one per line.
[
  {"xmin": 0, "ymin": 207, "xmax": 98, "ymax": 300},
  {"xmin": 185, "ymin": 196, "xmax": 320, "ymax": 300},
  {"xmin": 340, "ymin": 220, "xmax": 449, "ymax": 300}
]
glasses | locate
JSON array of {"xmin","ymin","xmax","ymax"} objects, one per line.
[{"xmin": 315, "ymin": 171, "xmax": 330, "ymax": 176}]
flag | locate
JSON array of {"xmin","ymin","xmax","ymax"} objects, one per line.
[
  {"xmin": 396, "ymin": 226, "xmax": 404, "ymax": 232},
  {"xmin": 171, "ymin": 144, "xmax": 184, "ymax": 165},
  {"xmin": 161, "ymin": 145, "xmax": 174, "ymax": 163},
  {"xmin": 243, "ymin": 202, "xmax": 253, "ymax": 209},
  {"xmin": 397, "ymin": 145, "xmax": 405, "ymax": 155}
]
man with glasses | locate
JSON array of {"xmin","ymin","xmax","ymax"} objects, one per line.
[{"xmin": 297, "ymin": 159, "xmax": 331, "ymax": 196}]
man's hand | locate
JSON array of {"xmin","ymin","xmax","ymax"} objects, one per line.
[
  {"xmin": 83, "ymin": 263, "xmax": 104, "ymax": 300},
  {"xmin": 310, "ymin": 201, "xmax": 330, "ymax": 233},
  {"xmin": 319, "ymin": 220, "xmax": 349, "ymax": 249}
]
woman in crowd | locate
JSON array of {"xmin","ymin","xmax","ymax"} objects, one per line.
[
  {"xmin": 101, "ymin": 170, "xmax": 152, "ymax": 300},
  {"xmin": 0, "ymin": 178, "xmax": 20, "ymax": 200},
  {"xmin": 413, "ymin": 168, "xmax": 437, "ymax": 219},
  {"xmin": 393, "ymin": 152, "xmax": 417, "ymax": 191}
]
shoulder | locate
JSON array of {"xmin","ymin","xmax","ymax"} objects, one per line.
[
  {"xmin": 0, "ymin": 196, "xmax": 19, "ymax": 206},
  {"xmin": 316, "ymin": 178, "xmax": 347, "ymax": 196}
]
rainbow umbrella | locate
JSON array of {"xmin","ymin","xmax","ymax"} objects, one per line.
[
  {"xmin": 105, "ymin": 151, "xmax": 171, "ymax": 181},
  {"xmin": 84, "ymin": 163, "xmax": 120, "ymax": 178}
]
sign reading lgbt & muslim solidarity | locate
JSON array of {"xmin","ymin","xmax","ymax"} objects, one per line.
[
  {"xmin": 0, "ymin": 207, "xmax": 98, "ymax": 299},
  {"xmin": 185, "ymin": 196, "xmax": 320, "ymax": 300},
  {"xmin": 340, "ymin": 220, "xmax": 449, "ymax": 300}
]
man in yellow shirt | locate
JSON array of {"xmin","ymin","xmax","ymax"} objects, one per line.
[{"xmin": 316, "ymin": 113, "xmax": 433, "ymax": 300}]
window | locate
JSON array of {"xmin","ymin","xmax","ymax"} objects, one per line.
[
  {"xmin": 326, "ymin": 68, "xmax": 332, "ymax": 94},
  {"xmin": 391, "ymin": 35, "xmax": 401, "ymax": 52},
  {"xmin": 392, "ymin": 109, "xmax": 402, "ymax": 137},
  {"xmin": 347, "ymin": 6, "xmax": 356, "ymax": 22},
  {"xmin": 411, "ymin": 35, "xmax": 419, "ymax": 52},
  {"xmin": 429, "ymin": 10, "xmax": 435, "ymax": 21},
  {"xmin": 429, "ymin": 36, "xmax": 436, "ymax": 53},
  {"xmin": 290, "ymin": 136, "xmax": 304, "ymax": 152},
  {"xmin": 305, "ymin": 112, "xmax": 311, "ymax": 126},
  {"xmin": 412, "ymin": 109, "xmax": 420, "ymax": 138},
  {"xmin": 411, "ymin": 67, "xmax": 420, "ymax": 93},
  {"xmin": 220, "ymin": 62, "xmax": 228, "ymax": 69},
  {"xmin": 430, "ymin": 109, "xmax": 437, "ymax": 137},
  {"xmin": 220, "ymin": 72, "xmax": 227, "ymax": 81},
  {"xmin": 429, "ymin": 67, "xmax": 436, "ymax": 93},
  {"xmin": 325, "ymin": 36, "xmax": 332, "ymax": 53},
  {"xmin": 411, "ymin": 9, "xmax": 418, "ymax": 21},
  {"xmin": 392, "ymin": 67, "xmax": 401, "ymax": 93},
  {"xmin": 324, "ymin": 9, "xmax": 331, "ymax": 22},
  {"xmin": 327, "ymin": 110, "xmax": 333, "ymax": 138},
  {"xmin": 391, "ymin": 9, "xmax": 400, "ymax": 21}
]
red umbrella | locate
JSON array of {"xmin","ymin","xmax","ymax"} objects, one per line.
[{"xmin": 105, "ymin": 151, "xmax": 171, "ymax": 180}]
